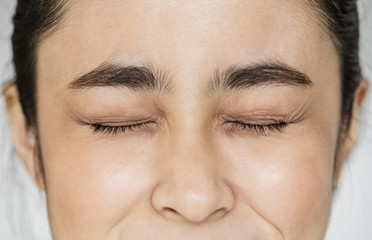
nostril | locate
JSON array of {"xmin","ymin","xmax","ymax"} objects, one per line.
[
  {"xmin": 161, "ymin": 205, "xmax": 229, "ymax": 223},
  {"xmin": 161, "ymin": 207, "xmax": 183, "ymax": 220},
  {"xmin": 209, "ymin": 207, "xmax": 229, "ymax": 220},
  {"xmin": 163, "ymin": 207, "xmax": 178, "ymax": 214}
]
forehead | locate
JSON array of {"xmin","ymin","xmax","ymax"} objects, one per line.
[{"xmin": 37, "ymin": 0, "xmax": 338, "ymax": 88}]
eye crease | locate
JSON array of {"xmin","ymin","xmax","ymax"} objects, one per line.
[
  {"xmin": 223, "ymin": 120, "xmax": 289, "ymax": 134},
  {"xmin": 89, "ymin": 120, "xmax": 157, "ymax": 135}
]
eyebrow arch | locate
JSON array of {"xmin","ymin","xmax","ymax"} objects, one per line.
[
  {"xmin": 210, "ymin": 61, "xmax": 312, "ymax": 93},
  {"xmin": 68, "ymin": 63, "xmax": 172, "ymax": 94}
]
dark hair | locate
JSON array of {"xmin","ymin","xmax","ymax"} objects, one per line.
[
  {"xmin": 11, "ymin": 1, "xmax": 361, "ymax": 130},
  {"xmin": 312, "ymin": 0, "xmax": 362, "ymax": 133},
  {"xmin": 12, "ymin": 0, "xmax": 67, "ymax": 128}
]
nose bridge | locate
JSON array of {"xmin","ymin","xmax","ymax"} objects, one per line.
[
  {"xmin": 152, "ymin": 121, "xmax": 235, "ymax": 223},
  {"xmin": 170, "ymin": 131, "xmax": 218, "ymax": 194},
  {"xmin": 172, "ymin": 121, "xmax": 216, "ymax": 171},
  {"xmin": 166, "ymin": 113, "xmax": 221, "ymax": 184}
]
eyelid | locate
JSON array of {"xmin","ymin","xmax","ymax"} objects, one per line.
[
  {"xmin": 220, "ymin": 107, "xmax": 309, "ymax": 124},
  {"xmin": 89, "ymin": 120, "xmax": 157, "ymax": 135},
  {"xmin": 91, "ymin": 118, "xmax": 155, "ymax": 127},
  {"xmin": 223, "ymin": 120, "xmax": 288, "ymax": 135},
  {"xmin": 73, "ymin": 112, "xmax": 161, "ymax": 136},
  {"xmin": 221, "ymin": 114, "xmax": 288, "ymax": 122},
  {"xmin": 219, "ymin": 112, "xmax": 306, "ymax": 135}
]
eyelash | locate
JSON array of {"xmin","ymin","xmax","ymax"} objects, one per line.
[
  {"xmin": 224, "ymin": 121, "xmax": 288, "ymax": 134},
  {"xmin": 90, "ymin": 122, "xmax": 153, "ymax": 135},
  {"xmin": 89, "ymin": 120, "xmax": 288, "ymax": 136}
]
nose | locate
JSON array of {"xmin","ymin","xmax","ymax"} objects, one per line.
[{"xmin": 152, "ymin": 135, "xmax": 235, "ymax": 223}]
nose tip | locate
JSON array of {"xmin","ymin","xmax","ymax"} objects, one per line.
[
  {"xmin": 170, "ymin": 191, "xmax": 231, "ymax": 223},
  {"xmin": 152, "ymin": 130, "xmax": 235, "ymax": 224},
  {"xmin": 152, "ymin": 178, "xmax": 235, "ymax": 223}
]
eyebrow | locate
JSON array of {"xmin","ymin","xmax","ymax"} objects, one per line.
[
  {"xmin": 210, "ymin": 61, "xmax": 312, "ymax": 93},
  {"xmin": 68, "ymin": 61, "xmax": 312, "ymax": 94},
  {"xmin": 68, "ymin": 63, "xmax": 172, "ymax": 94}
]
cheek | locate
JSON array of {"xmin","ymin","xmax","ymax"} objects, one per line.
[
  {"xmin": 219, "ymin": 132, "xmax": 335, "ymax": 236},
  {"xmin": 40, "ymin": 128, "xmax": 158, "ymax": 237}
]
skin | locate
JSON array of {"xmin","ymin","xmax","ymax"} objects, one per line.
[{"xmin": 3, "ymin": 0, "xmax": 369, "ymax": 239}]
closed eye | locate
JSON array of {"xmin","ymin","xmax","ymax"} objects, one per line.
[
  {"xmin": 86, "ymin": 118, "xmax": 289, "ymax": 136},
  {"xmin": 224, "ymin": 120, "xmax": 288, "ymax": 134},
  {"xmin": 89, "ymin": 121, "xmax": 156, "ymax": 136}
]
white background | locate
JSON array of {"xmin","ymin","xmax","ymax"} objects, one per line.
[{"xmin": 0, "ymin": 0, "xmax": 371, "ymax": 239}]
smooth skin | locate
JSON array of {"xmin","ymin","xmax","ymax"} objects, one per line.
[{"xmin": 4, "ymin": 0, "xmax": 369, "ymax": 239}]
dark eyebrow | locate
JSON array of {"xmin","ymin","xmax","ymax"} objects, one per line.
[
  {"xmin": 68, "ymin": 63, "xmax": 172, "ymax": 94},
  {"xmin": 210, "ymin": 61, "xmax": 312, "ymax": 93}
]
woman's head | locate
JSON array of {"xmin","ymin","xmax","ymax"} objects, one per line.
[{"xmin": 4, "ymin": 0, "xmax": 368, "ymax": 239}]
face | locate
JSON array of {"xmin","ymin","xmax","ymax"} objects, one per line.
[{"xmin": 9, "ymin": 0, "xmax": 348, "ymax": 239}]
